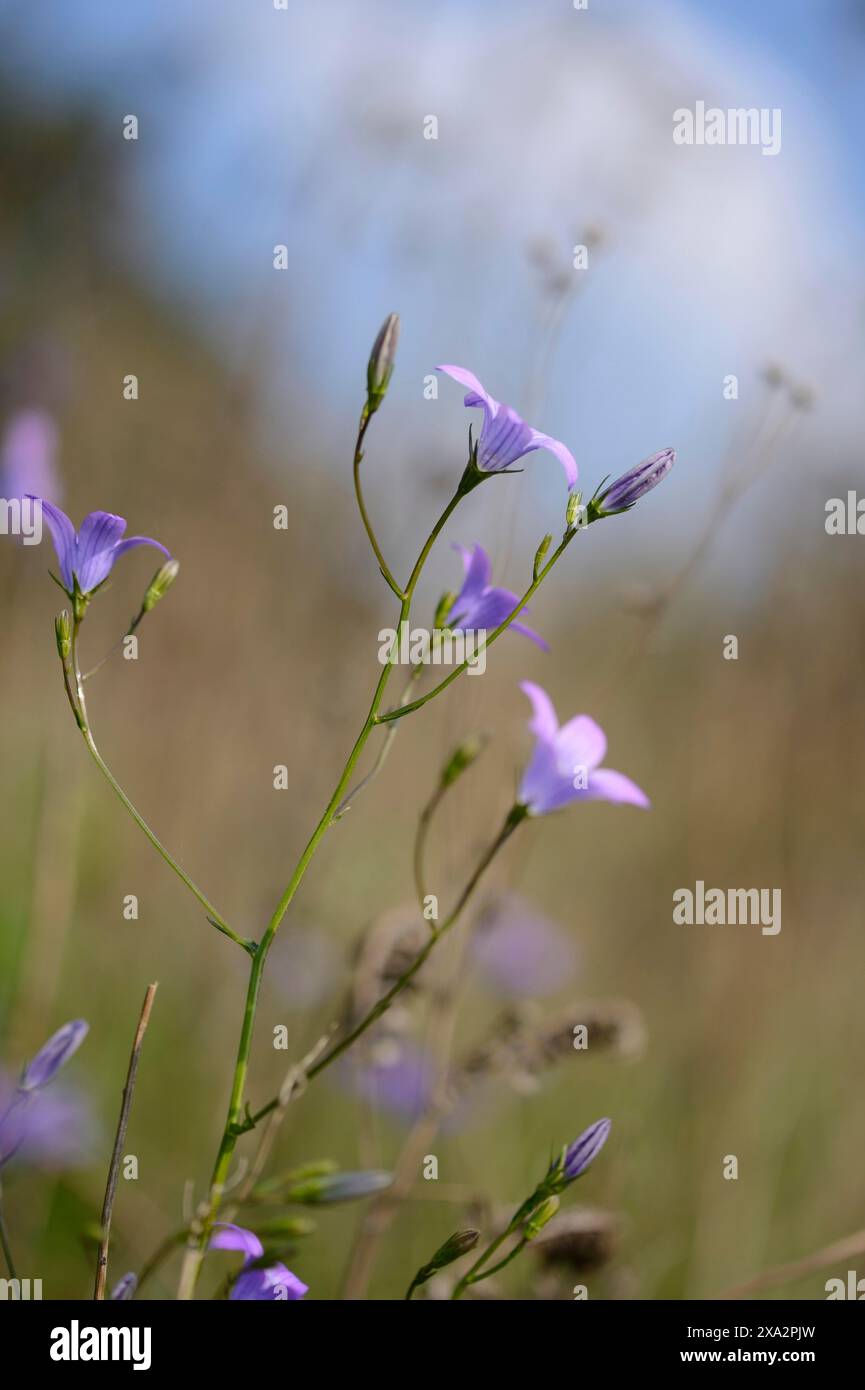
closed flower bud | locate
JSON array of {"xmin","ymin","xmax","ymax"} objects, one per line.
[
  {"xmin": 366, "ymin": 312, "xmax": 400, "ymax": 413},
  {"xmin": 440, "ymin": 733, "xmax": 487, "ymax": 789},
  {"xmin": 524, "ymin": 1195, "xmax": 560, "ymax": 1240},
  {"xmin": 533, "ymin": 533, "xmax": 552, "ymax": 579},
  {"xmin": 562, "ymin": 1117, "xmax": 612, "ymax": 1183},
  {"xmin": 142, "ymin": 558, "xmax": 180, "ymax": 613},
  {"xmin": 589, "ymin": 449, "xmax": 675, "ymax": 519},
  {"xmin": 19, "ymin": 1019, "xmax": 89, "ymax": 1092},
  {"xmin": 281, "ymin": 1169, "xmax": 392, "ymax": 1205},
  {"xmin": 565, "ymin": 490, "xmax": 585, "ymax": 529},
  {"xmin": 109, "ymin": 1272, "xmax": 138, "ymax": 1301},
  {"xmin": 54, "ymin": 610, "xmax": 71, "ymax": 662},
  {"xmin": 430, "ymin": 1228, "xmax": 480, "ymax": 1268},
  {"xmin": 407, "ymin": 1228, "xmax": 480, "ymax": 1296},
  {"xmin": 434, "ymin": 590, "xmax": 456, "ymax": 630}
]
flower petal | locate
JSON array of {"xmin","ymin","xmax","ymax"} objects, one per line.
[
  {"xmin": 556, "ymin": 715, "xmax": 607, "ymax": 774},
  {"xmin": 210, "ymin": 1222, "xmax": 264, "ymax": 1261},
  {"xmin": 112, "ymin": 535, "xmax": 171, "ymax": 570},
  {"xmin": 230, "ymin": 1263, "xmax": 308, "ymax": 1301},
  {"xmin": 520, "ymin": 681, "xmax": 559, "ymax": 742},
  {"xmin": 528, "ymin": 430, "xmax": 579, "ymax": 489},
  {"xmin": 20, "ymin": 1020, "xmax": 89, "ymax": 1092},
  {"xmin": 518, "ymin": 737, "xmax": 579, "ymax": 815},
  {"xmin": 587, "ymin": 767, "xmax": 650, "ymax": 808},
  {"xmin": 436, "ymin": 364, "xmax": 498, "ymax": 420},
  {"xmin": 451, "ymin": 542, "xmax": 491, "ymax": 608},
  {"xmin": 31, "ymin": 498, "xmax": 76, "ymax": 590},
  {"xmin": 74, "ymin": 511, "xmax": 128, "ymax": 592}
]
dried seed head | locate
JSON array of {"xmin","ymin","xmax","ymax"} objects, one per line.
[{"xmin": 533, "ymin": 1207, "xmax": 620, "ymax": 1272}]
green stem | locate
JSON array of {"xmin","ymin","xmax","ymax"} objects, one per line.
[
  {"xmin": 467, "ymin": 1236, "xmax": 527, "ymax": 1284},
  {"xmin": 249, "ymin": 804, "xmax": 526, "ymax": 1128},
  {"xmin": 413, "ymin": 784, "xmax": 443, "ymax": 908},
  {"xmin": 60, "ymin": 619, "xmax": 251, "ymax": 954},
  {"xmin": 176, "ymin": 484, "xmax": 469, "ymax": 1298},
  {"xmin": 0, "ymin": 1192, "xmax": 17, "ymax": 1280},
  {"xmin": 334, "ymin": 663, "xmax": 423, "ymax": 819},
  {"xmin": 353, "ymin": 408, "xmax": 405, "ymax": 600},
  {"xmin": 452, "ymin": 1227, "xmax": 512, "ymax": 1299}
]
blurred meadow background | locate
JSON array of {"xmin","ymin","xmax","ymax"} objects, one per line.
[{"xmin": 1, "ymin": 0, "xmax": 864, "ymax": 1300}]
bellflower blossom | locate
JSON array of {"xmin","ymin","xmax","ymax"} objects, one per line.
[
  {"xmin": 32, "ymin": 499, "xmax": 169, "ymax": 598},
  {"xmin": 517, "ymin": 681, "xmax": 649, "ymax": 814},
  {"xmin": 437, "ymin": 366, "xmax": 578, "ymax": 489},
  {"xmin": 0, "ymin": 1076, "xmax": 94, "ymax": 1170},
  {"xmin": 447, "ymin": 544, "xmax": 547, "ymax": 650},
  {"xmin": 210, "ymin": 1223, "xmax": 308, "ymax": 1301}
]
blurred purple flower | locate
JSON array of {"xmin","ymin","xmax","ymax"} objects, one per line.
[
  {"xmin": 517, "ymin": 681, "xmax": 649, "ymax": 815},
  {"xmin": 0, "ymin": 1073, "xmax": 94, "ymax": 1170},
  {"xmin": 19, "ymin": 1019, "xmax": 88, "ymax": 1091},
  {"xmin": 33, "ymin": 500, "xmax": 169, "ymax": 597},
  {"xmin": 347, "ymin": 1038, "xmax": 435, "ymax": 1122},
  {"xmin": 437, "ymin": 365, "xmax": 578, "ymax": 488},
  {"xmin": 210, "ymin": 1223, "xmax": 308, "ymax": 1302},
  {"xmin": 471, "ymin": 893, "xmax": 578, "ymax": 997},
  {"xmin": 448, "ymin": 544, "xmax": 547, "ymax": 650},
  {"xmin": 0, "ymin": 410, "xmax": 61, "ymax": 502},
  {"xmin": 563, "ymin": 1117, "xmax": 612, "ymax": 1181},
  {"xmin": 591, "ymin": 449, "xmax": 675, "ymax": 515}
]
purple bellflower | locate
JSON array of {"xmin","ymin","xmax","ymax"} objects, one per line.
[
  {"xmin": 447, "ymin": 543, "xmax": 547, "ymax": 650},
  {"xmin": 589, "ymin": 448, "xmax": 675, "ymax": 517},
  {"xmin": 32, "ymin": 499, "xmax": 169, "ymax": 598},
  {"xmin": 437, "ymin": 365, "xmax": 578, "ymax": 489},
  {"xmin": 210, "ymin": 1223, "xmax": 308, "ymax": 1301},
  {"xmin": 0, "ymin": 1073, "xmax": 94, "ymax": 1170},
  {"xmin": 517, "ymin": 681, "xmax": 649, "ymax": 814},
  {"xmin": 563, "ymin": 1117, "xmax": 612, "ymax": 1181},
  {"xmin": 19, "ymin": 1019, "xmax": 89, "ymax": 1092}
]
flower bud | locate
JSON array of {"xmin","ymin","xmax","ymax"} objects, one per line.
[
  {"xmin": 524, "ymin": 1195, "xmax": 560, "ymax": 1240},
  {"xmin": 589, "ymin": 449, "xmax": 675, "ymax": 519},
  {"xmin": 434, "ymin": 590, "xmax": 456, "ymax": 630},
  {"xmin": 428, "ymin": 1228, "xmax": 480, "ymax": 1267},
  {"xmin": 366, "ymin": 313, "xmax": 400, "ymax": 414},
  {"xmin": 562, "ymin": 1117, "xmax": 612, "ymax": 1183},
  {"xmin": 440, "ymin": 733, "xmax": 487, "ymax": 789},
  {"xmin": 54, "ymin": 610, "xmax": 71, "ymax": 662},
  {"xmin": 19, "ymin": 1019, "xmax": 89, "ymax": 1092},
  {"xmin": 565, "ymin": 491, "xmax": 584, "ymax": 529},
  {"xmin": 109, "ymin": 1273, "xmax": 138, "ymax": 1301},
  {"xmin": 142, "ymin": 558, "xmax": 180, "ymax": 613},
  {"xmin": 280, "ymin": 1169, "xmax": 392, "ymax": 1205},
  {"xmin": 533, "ymin": 534, "xmax": 552, "ymax": 579},
  {"xmin": 408, "ymin": 1228, "xmax": 480, "ymax": 1295}
]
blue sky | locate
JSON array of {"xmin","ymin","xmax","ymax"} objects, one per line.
[{"xmin": 1, "ymin": 0, "xmax": 862, "ymax": 594}]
